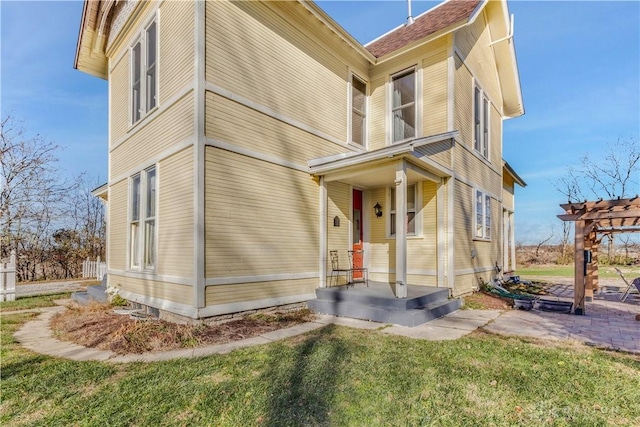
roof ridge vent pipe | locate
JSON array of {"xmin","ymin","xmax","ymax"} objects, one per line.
[{"xmin": 406, "ymin": 0, "xmax": 415, "ymax": 26}]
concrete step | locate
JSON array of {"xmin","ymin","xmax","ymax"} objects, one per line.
[
  {"xmin": 307, "ymin": 298, "xmax": 462, "ymax": 327},
  {"xmin": 72, "ymin": 284, "xmax": 107, "ymax": 305},
  {"xmin": 315, "ymin": 286, "xmax": 450, "ymax": 310}
]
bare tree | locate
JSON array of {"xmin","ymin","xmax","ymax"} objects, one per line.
[
  {"xmin": 0, "ymin": 115, "xmax": 106, "ymax": 281},
  {"xmin": 535, "ymin": 229, "xmax": 554, "ymax": 259},
  {"xmin": 557, "ymin": 137, "xmax": 640, "ymax": 202}
]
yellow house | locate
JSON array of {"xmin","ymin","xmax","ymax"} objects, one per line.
[{"xmin": 75, "ymin": 0, "xmax": 525, "ymax": 324}]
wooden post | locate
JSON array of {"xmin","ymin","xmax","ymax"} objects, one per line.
[
  {"xmin": 574, "ymin": 220, "xmax": 585, "ymax": 315},
  {"xmin": 584, "ymin": 227, "xmax": 595, "ymax": 302},
  {"xmin": 592, "ymin": 241, "xmax": 599, "ymax": 294}
]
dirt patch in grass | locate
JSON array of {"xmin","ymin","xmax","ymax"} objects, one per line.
[
  {"xmin": 50, "ymin": 303, "xmax": 316, "ymax": 355},
  {"xmin": 463, "ymin": 292, "xmax": 511, "ymax": 310}
]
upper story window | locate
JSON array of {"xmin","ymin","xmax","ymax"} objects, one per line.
[
  {"xmin": 391, "ymin": 69, "xmax": 417, "ymax": 143},
  {"xmin": 389, "ymin": 184, "xmax": 417, "ymax": 236},
  {"xmin": 131, "ymin": 18, "xmax": 158, "ymax": 125},
  {"xmin": 473, "ymin": 85, "xmax": 489, "ymax": 159},
  {"xmin": 130, "ymin": 166, "xmax": 157, "ymax": 270},
  {"xmin": 474, "ymin": 189, "xmax": 491, "ymax": 240},
  {"xmin": 350, "ymin": 75, "xmax": 367, "ymax": 146}
]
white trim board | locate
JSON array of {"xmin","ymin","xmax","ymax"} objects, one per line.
[
  {"xmin": 118, "ymin": 289, "xmax": 198, "ymax": 318},
  {"xmin": 454, "ymin": 266, "xmax": 495, "ymax": 275},
  {"xmin": 205, "ymin": 138, "xmax": 308, "ymax": 173},
  {"xmin": 108, "ymin": 270, "xmax": 195, "ymax": 287},
  {"xmin": 205, "ymin": 272, "xmax": 319, "ymax": 287}
]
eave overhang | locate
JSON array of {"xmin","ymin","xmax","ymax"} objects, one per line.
[
  {"xmin": 91, "ymin": 182, "xmax": 109, "ymax": 201},
  {"xmin": 502, "ymin": 160, "xmax": 526, "ymax": 187}
]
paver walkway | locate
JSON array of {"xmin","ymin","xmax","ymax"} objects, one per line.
[
  {"xmin": 16, "ymin": 281, "xmax": 89, "ymax": 297},
  {"xmin": 485, "ymin": 283, "xmax": 640, "ymax": 354}
]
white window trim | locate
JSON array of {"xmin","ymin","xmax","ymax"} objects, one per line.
[
  {"xmin": 388, "ymin": 67, "xmax": 421, "ymax": 145},
  {"xmin": 473, "ymin": 188, "xmax": 491, "ymax": 241},
  {"xmin": 129, "ymin": 13, "xmax": 159, "ymax": 127},
  {"xmin": 387, "ymin": 182, "xmax": 423, "ymax": 238},
  {"xmin": 128, "ymin": 166, "xmax": 158, "ymax": 272},
  {"xmin": 348, "ymin": 72, "xmax": 368, "ymax": 149},
  {"xmin": 473, "ymin": 80, "xmax": 490, "ymax": 160}
]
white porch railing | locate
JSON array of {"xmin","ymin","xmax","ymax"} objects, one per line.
[
  {"xmin": 1, "ymin": 250, "xmax": 16, "ymax": 302},
  {"xmin": 82, "ymin": 257, "xmax": 107, "ymax": 281}
]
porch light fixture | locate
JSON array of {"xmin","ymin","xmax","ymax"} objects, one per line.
[{"xmin": 374, "ymin": 202, "xmax": 383, "ymax": 218}]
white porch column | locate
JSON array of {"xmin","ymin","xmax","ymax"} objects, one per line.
[
  {"xmin": 436, "ymin": 178, "xmax": 446, "ymax": 288},
  {"xmin": 319, "ymin": 176, "xmax": 327, "ymax": 287},
  {"xmin": 395, "ymin": 159, "xmax": 407, "ymax": 298}
]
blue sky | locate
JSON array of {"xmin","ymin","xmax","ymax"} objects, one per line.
[{"xmin": 1, "ymin": 1, "xmax": 639, "ymax": 244}]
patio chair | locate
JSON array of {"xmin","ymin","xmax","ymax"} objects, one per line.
[
  {"xmin": 329, "ymin": 250, "xmax": 351, "ymax": 287},
  {"xmin": 615, "ymin": 268, "xmax": 640, "ymax": 301},
  {"xmin": 348, "ymin": 250, "xmax": 368, "ymax": 287}
]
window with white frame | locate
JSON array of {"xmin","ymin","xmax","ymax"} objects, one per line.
[
  {"xmin": 131, "ymin": 18, "xmax": 158, "ymax": 125},
  {"xmin": 390, "ymin": 184, "xmax": 416, "ymax": 236},
  {"xmin": 473, "ymin": 85, "xmax": 489, "ymax": 159},
  {"xmin": 474, "ymin": 189, "xmax": 491, "ymax": 240},
  {"xmin": 130, "ymin": 166, "xmax": 157, "ymax": 270},
  {"xmin": 391, "ymin": 69, "xmax": 416, "ymax": 142},
  {"xmin": 351, "ymin": 75, "xmax": 367, "ymax": 146}
]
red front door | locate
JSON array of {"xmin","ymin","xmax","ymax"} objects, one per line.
[{"xmin": 352, "ymin": 189, "xmax": 363, "ymax": 278}]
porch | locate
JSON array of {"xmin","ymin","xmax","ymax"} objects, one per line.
[{"xmin": 307, "ymin": 281, "xmax": 462, "ymax": 327}]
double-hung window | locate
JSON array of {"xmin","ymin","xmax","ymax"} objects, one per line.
[
  {"xmin": 130, "ymin": 166, "xmax": 157, "ymax": 270},
  {"xmin": 390, "ymin": 184, "xmax": 416, "ymax": 236},
  {"xmin": 391, "ymin": 69, "xmax": 416, "ymax": 142},
  {"xmin": 351, "ymin": 75, "xmax": 367, "ymax": 146},
  {"xmin": 474, "ymin": 189, "xmax": 491, "ymax": 240},
  {"xmin": 131, "ymin": 18, "xmax": 158, "ymax": 125},
  {"xmin": 473, "ymin": 85, "xmax": 489, "ymax": 159}
]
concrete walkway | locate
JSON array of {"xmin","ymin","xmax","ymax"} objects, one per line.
[
  {"xmin": 16, "ymin": 280, "xmax": 90, "ymax": 297},
  {"xmin": 9, "ymin": 282, "xmax": 640, "ymax": 361},
  {"xmin": 11, "ymin": 305, "xmax": 500, "ymax": 363}
]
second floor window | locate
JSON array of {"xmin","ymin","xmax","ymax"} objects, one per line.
[
  {"xmin": 391, "ymin": 69, "xmax": 416, "ymax": 143},
  {"xmin": 351, "ymin": 75, "xmax": 367, "ymax": 146},
  {"xmin": 131, "ymin": 19, "xmax": 157, "ymax": 125},
  {"xmin": 473, "ymin": 86, "xmax": 489, "ymax": 159}
]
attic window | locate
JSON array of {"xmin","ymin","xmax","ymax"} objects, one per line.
[{"xmin": 131, "ymin": 17, "xmax": 158, "ymax": 125}]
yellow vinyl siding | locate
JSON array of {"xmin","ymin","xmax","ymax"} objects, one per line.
[
  {"xmin": 110, "ymin": 56, "xmax": 129, "ymax": 144},
  {"xmin": 205, "ymin": 0, "xmax": 348, "ymax": 142},
  {"xmin": 110, "ymin": 92, "xmax": 195, "ymax": 179},
  {"xmin": 205, "ymin": 278, "xmax": 316, "ymax": 307},
  {"xmin": 422, "ymin": 40, "xmax": 449, "ymax": 137},
  {"xmin": 326, "ymin": 182, "xmax": 350, "ymax": 280},
  {"xmin": 158, "ymin": 0, "xmax": 194, "ymax": 104},
  {"xmin": 414, "ymin": 139, "xmax": 453, "ymax": 169},
  {"xmin": 503, "ymin": 175, "xmax": 515, "ymax": 211},
  {"xmin": 205, "ymin": 93, "xmax": 350, "ymax": 166},
  {"xmin": 108, "ymin": 179, "xmax": 128, "ymax": 271},
  {"xmin": 453, "ymin": 181, "xmax": 475, "ymax": 272},
  {"xmin": 454, "ymin": 13, "xmax": 501, "ymax": 105},
  {"xmin": 368, "ymin": 77, "xmax": 387, "ymax": 150},
  {"xmin": 204, "ymin": 147, "xmax": 318, "ymax": 277},
  {"xmin": 454, "ymin": 54, "xmax": 473, "ymax": 149},
  {"xmin": 367, "ymin": 187, "xmax": 390, "ymax": 281},
  {"xmin": 490, "ymin": 103, "xmax": 502, "ymax": 168},
  {"xmin": 109, "ymin": 274, "xmax": 193, "ymax": 306},
  {"xmin": 454, "ymin": 148, "xmax": 502, "ymax": 196},
  {"xmin": 157, "ymin": 147, "xmax": 194, "ymax": 278}
]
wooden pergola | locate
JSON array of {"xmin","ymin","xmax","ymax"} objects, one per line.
[{"xmin": 558, "ymin": 197, "xmax": 640, "ymax": 314}]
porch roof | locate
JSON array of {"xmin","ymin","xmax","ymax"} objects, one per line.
[{"xmin": 308, "ymin": 132, "xmax": 456, "ymax": 188}]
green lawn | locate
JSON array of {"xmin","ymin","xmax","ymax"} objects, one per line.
[
  {"xmin": 0, "ymin": 293, "xmax": 72, "ymax": 313},
  {"xmin": 517, "ymin": 265, "xmax": 640, "ymax": 280},
  {"xmin": 2, "ymin": 313, "xmax": 639, "ymax": 426}
]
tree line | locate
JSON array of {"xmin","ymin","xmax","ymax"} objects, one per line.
[{"xmin": 1, "ymin": 115, "xmax": 105, "ymax": 282}]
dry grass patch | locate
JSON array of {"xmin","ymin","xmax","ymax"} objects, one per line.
[
  {"xmin": 463, "ymin": 291, "xmax": 511, "ymax": 310},
  {"xmin": 51, "ymin": 303, "xmax": 315, "ymax": 355}
]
